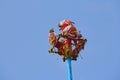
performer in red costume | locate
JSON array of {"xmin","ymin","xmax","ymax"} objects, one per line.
[
  {"xmin": 58, "ymin": 19, "xmax": 87, "ymax": 60},
  {"xmin": 48, "ymin": 28, "xmax": 65, "ymax": 61}
]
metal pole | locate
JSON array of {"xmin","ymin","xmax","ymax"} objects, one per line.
[{"xmin": 67, "ymin": 58, "xmax": 72, "ymax": 80}]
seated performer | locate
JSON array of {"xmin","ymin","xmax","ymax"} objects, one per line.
[{"xmin": 48, "ymin": 28, "xmax": 65, "ymax": 61}]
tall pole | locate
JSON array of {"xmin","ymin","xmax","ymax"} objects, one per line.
[{"xmin": 67, "ymin": 58, "xmax": 72, "ymax": 80}]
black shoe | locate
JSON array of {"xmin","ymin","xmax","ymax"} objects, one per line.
[
  {"xmin": 72, "ymin": 57, "xmax": 77, "ymax": 61},
  {"xmin": 62, "ymin": 57, "xmax": 66, "ymax": 62}
]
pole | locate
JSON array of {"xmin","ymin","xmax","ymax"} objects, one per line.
[{"xmin": 67, "ymin": 58, "xmax": 72, "ymax": 80}]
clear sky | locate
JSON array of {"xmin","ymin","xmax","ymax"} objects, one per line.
[{"xmin": 0, "ymin": 0, "xmax": 120, "ymax": 80}]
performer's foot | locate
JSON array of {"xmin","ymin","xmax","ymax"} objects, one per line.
[
  {"xmin": 72, "ymin": 57, "xmax": 77, "ymax": 61},
  {"xmin": 62, "ymin": 55, "xmax": 65, "ymax": 62}
]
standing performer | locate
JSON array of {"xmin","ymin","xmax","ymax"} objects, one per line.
[{"xmin": 58, "ymin": 19, "xmax": 87, "ymax": 60}]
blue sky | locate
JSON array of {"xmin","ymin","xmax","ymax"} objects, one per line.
[{"xmin": 0, "ymin": 0, "xmax": 120, "ymax": 80}]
